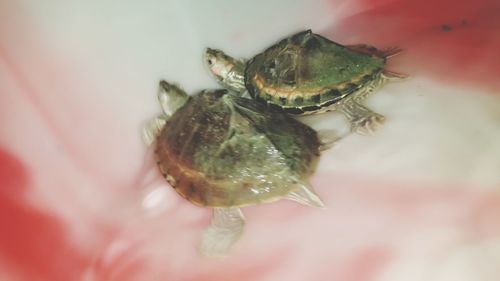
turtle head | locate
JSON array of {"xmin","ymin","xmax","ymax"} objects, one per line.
[
  {"xmin": 204, "ymin": 48, "xmax": 246, "ymax": 92},
  {"xmin": 204, "ymin": 48, "xmax": 234, "ymax": 82},
  {"xmin": 158, "ymin": 80, "xmax": 189, "ymax": 116}
]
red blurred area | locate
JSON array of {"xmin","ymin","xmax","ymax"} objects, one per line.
[
  {"xmin": 0, "ymin": 149, "xmax": 88, "ymax": 281},
  {"xmin": 329, "ymin": 0, "xmax": 500, "ymax": 90}
]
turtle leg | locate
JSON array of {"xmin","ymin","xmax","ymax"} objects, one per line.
[
  {"xmin": 337, "ymin": 95, "xmax": 385, "ymax": 135},
  {"xmin": 200, "ymin": 207, "xmax": 245, "ymax": 257},
  {"xmin": 286, "ymin": 182, "xmax": 325, "ymax": 208},
  {"xmin": 376, "ymin": 48, "xmax": 409, "ymax": 78},
  {"xmin": 317, "ymin": 129, "xmax": 341, "ymax": 151},
  {"xmin": 380, "ymin": 46, "xmax": 403, "ymax": 58},
  {"xmin": 382, "ymin": 69, "xmax": 409, "ymax": 81},
  {"xmin": 141, "ymin": 116, "xmax": 167, "ymax": 146}
]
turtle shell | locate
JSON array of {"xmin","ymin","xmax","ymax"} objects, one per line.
[
  {"xmin": 155, "ymin": 89, "xmax": 320, "ymax": 208},
  {"xmin": 244, "ymin": 30, "xmax": 385, "ymax": 114}
]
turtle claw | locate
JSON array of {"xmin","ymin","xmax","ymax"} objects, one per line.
[
  {"xmin": 381, "ymin": 46, "xmax": 403, "ymax": 58},
  {"xmin": 200, "ymin": 208, "xmax": 245, "ymax": 257},
  {"xmin": 382, "ymin": 70, "xmax": 409, "ymax": 81},
  {"xmin": 142, "ymin": 116, "xmax": 167, "ymax": 146},
  {"xmin": 339, "ymin": 98, "xmax": 386, "ymax": 135},
  {"xmin": 350, "ymin": 113, "xmax": 385, "ymax": 135},
  {"xmin": 286, "ymin": 183, "xmax": 325, "ymax": 208}
]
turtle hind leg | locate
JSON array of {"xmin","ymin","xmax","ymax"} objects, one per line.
[
  {"xmin": 380, "ymin": 46, "xmax": 403, "ymax": 59},
  {"xmin": 200, "ymin": 207, "xmax": 245, "ymax": 257},
  {"xmin": 286, "ymin": 183, "xmax": 325, "ymax": 208},
  {"xmin": 338, "ymin": 97, "xmax": 385, "ymax": 135},
  {"xmin": 380, "ymin": 48, "xmax": 409, "ymax": 80},
  {"xmin": 382, "ymin": 69, "xmax": 409, "ymax": 81}
]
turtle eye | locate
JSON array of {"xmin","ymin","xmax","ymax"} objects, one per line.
[{"xmin": 207, "ymin": 58, "xmax": 214, "ymax": 65}]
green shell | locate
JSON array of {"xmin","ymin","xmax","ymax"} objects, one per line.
[
  {"xmin": 245, "ymin": 30, "xmax": 385, "ymax": 114},
  {"xmin": 155, "ymin": 89, "xmax": 320, "ymax": 208}
]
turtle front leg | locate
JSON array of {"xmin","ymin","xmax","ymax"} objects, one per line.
[
  {"xmin": 142, "ymin": 116, "xmax": 167, "ymax": 146},
  {"xmin": 382, "ymin": 69, "xmax": 409, "ymax": 81},
  {"xmin": 337, "ymin": 97, "xmax": 385, "ymax": 135},
  {"xmin": 200, "ymin": 207, "xmax": 245, "ymax": 257}
]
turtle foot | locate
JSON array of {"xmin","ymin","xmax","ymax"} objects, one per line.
[
  {"xmin": 286, "ymin": 183, "xmax": 325, "ymax": 208},
  {"xmin": 382, "ymin": 70, "xmax": 409, "ymax": 81},
  {"xmin": 200, "ymin": 208, "xmax": 245, "ymax": 257},
  {"xmin": 339, "ymin": 98, "xmax": 386, "ymax": 135},
  {"xmin": 142, "ymin": 116, "xmax": 167, "ymax": 146},
  {"xmin": 381, "ymin": 46, "xmax": 403, "ymax": 59},
  {"xmin": 350, "ymin": 113, "xmax": 385, "ymax": 135}
]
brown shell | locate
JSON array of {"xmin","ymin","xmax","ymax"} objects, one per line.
[{"xmin": 155, "ymin": 89, "xmax": 320, "ymax": 208}]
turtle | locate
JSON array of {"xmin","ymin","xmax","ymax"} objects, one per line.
[
  {"xmin": 204, "ymin": 29, "xmax": 407, "ymax": 135},
  {"xmin": 142, "ymin": 80, "xmax": 334, "ymax": 257}
]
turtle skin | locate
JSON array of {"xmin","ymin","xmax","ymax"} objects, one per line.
[
  {"xmin": 244, "ymin": 30, "xmax": 386, "ymax": 114},
  {"xmin": 155, "ymin": 89, "xmax": 321, "ymax": 208}
]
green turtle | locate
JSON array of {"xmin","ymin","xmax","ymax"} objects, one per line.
[
  {"xmin": 143, "ymin": 80, "xmax": 333, "ymax": 257},
  {"xmin": 205, "ymin": 29, "xmax": 406, "ymax": 135}
]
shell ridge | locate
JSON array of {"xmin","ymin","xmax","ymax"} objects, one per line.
[
  {"xmin": 155, "ymin": 89, "xmax": 323, "ymax": 208},
  {"xmin": 229, "ymin": 97, "xmax": 293, "ymax": 164},
  {"xmin": 230, "ymin": 97, "xmax": 319, "ymax": 175}
]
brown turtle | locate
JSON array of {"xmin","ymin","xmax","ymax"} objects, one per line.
[
  {"xmin": 143, "ymin": 80, "xmax": 333, "ymax": 256},
  {"xmin": 205, "ymin": 29, "xmax": 406, "ymax": 135}
]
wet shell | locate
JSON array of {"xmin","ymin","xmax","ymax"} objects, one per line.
[
  {"xmin": 245, "ymin": 30, "xmax": 386, "ymax": 114},
  {"xmin": 155, "ymin": 89, "xmax": 320, "ymax": 208}
]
